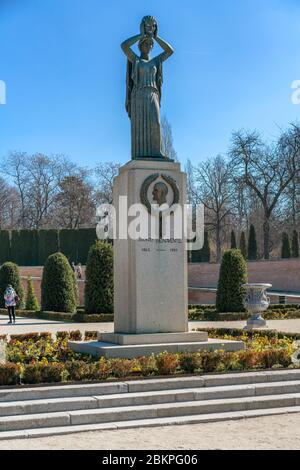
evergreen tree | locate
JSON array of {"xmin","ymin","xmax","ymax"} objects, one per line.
[
  {"xmin": 247, "ymin": 224, "xmax": 258, "ymax": 260},
  {"xmin": 239, "ymin": 231, "xmax": 247, "ymax": 259},
  {"xmin": 85, "ymin": 241, "xmax": 113, "ymax": 313},
  {"xmin": 281, "ymin": 232, "xmax": 291, "ymax": 259},
  {"xmin": 230, "ymin": 230, "xmax": 237, "ymax": 249},
  {"xmin": 216, "ymin": 249, "xmax": 247, "ymax": 312},
  {"xmin": 291, "ymin": 230, "xmax": 299, "ymax": 258},
  {"xmin": 0, "ymin": 262, "xmax": 24, "ymax": 309},
  {"xmin": 201, "ymin": 231, "xmax": 210, "ymax": 262},
  {"xmin": 25, "ymin": 277, "xmax": 40, "ymax": 311},
  {"xmin": 41, "ymin": 252, "xmax": 77, "ymax": 313}
]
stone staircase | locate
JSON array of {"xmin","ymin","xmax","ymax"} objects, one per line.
[{"xmin": 1, "ymin": 369, "xmax": 300, "ymax": 440}]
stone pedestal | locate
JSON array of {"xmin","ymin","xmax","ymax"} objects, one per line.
[
  {"xmin": 114, "ymin": 159, "xmax": 188, "ymax": 334},
  {"xmin": 245, "ymin": 315, "xmax": 267, "ymax": 329}
]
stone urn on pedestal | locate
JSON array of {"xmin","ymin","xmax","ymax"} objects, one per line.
[{"xmin": 242, "ymin": 283, "xmax": 272, "ymax": 329}]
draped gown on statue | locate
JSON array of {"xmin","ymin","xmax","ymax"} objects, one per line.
[{"xmin": 127, "ymin": 55, "xmax": 164, "ymax": 159}]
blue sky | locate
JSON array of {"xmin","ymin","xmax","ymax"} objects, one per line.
[{"xmin": 0, "ymin": 0, "xmax": 300, "ymax": 168}]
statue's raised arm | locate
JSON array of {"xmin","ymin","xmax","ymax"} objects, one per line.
[
  {"xmin": 121, "ymin": 34, "xmax": 141, "ymax": 63},
  {"xmin": 121, "ymin": 16, "xmax": 174, "ymax": 160}
]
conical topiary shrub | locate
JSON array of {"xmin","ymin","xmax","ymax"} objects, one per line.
[
  {"xmin": 247, "ymin": 224, "xmax": 258, "ymax": 260},
  {"xmin": 239, "ymin": 231, "xmax": 247, "ymax": 259},
  {"xmin": 281, "ymin": 232, "xmax": 291, "ymax": 259},
  {"xmin": 230, "ymin": 230, "xmax": 237, "ymax": 249},
  {"xmin": 292, "ymin": 230, "xmax": 299, "ymax": 258},
  {"xmin": 0, "ymin": 262, "xmax": 24, "ymax": 309},
  {"xmin": 25, "ymin": 277, "xmax": 40, "ymax": 311},
  {"xmin": 41, "ymin": 252, "xmax": 77, "ymax": 313},
  {"xmin": 85, "ymin": 241, "xmax": 113, "ymax": 314},
  {"xmin": 216, "ymin": 249, "xmax": 247, "ymax": 312}
]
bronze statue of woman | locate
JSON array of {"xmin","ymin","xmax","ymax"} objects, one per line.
[{"xmin": 121, "ymin": 16, "xmax": 174, "ymax": 160}]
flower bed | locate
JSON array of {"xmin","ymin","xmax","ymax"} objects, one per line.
[{"xmin": 0, "ymin": 328, "xmax": 298, "ymax": 386}]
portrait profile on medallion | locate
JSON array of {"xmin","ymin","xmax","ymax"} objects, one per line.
[{"xmin": 140, "ymin": 173, "xmax": 179, "ymax": 213}]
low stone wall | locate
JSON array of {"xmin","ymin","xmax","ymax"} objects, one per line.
[
  {"xmin": 189, "ymin": 259, "xmax": 300, "ymax": 304},
  {"xmin": 18, "ymin": 259, "xmax": 300, "ymax": 307}
]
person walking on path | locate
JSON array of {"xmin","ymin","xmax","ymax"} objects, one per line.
[
  {"xmin": 76, "ymin": 263, "xmax": 83, "ymax": 280},
  {"xmin": 4, "ymin": 285, "xmax": 18, "ymax": 324},
  {"xmin": 71, "ymin": 261, "xmax": 76, "ymax": 275}
]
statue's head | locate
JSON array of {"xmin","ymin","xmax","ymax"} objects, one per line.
[
  {"xmin": 152, "ymin": 182, "xmax": 168, "ymax": 206},
  {"xmin": 138, "ymin": 36, "xmax": 154, "ymax": 55},
  {"xmin": 140, "ymin": 15, "xmax": 157, "ymax": 37}
]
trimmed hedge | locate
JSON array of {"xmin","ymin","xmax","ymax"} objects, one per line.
[
  {"xmin": 0, "ymin": 308, "xmax": 114, "ymax": 323},
  {"xmin": 77, "ymin": 228, "xmax": 97, "ymax": 264},
  {"xmin": 59, "ymin": 229, "xmax": 78, "ymax": 264},
  {"xmin": 0, "ymin": 262, "xmax": 24, "ymax": 309},
  {"xmin": 0, "ymin": 230, "xmax": 10, "ymax": 264},
  {"xmin": 10, "ymin": 230, "xmax": 39, "ymax": 265},
  {"xmin": 38, "ymin": 229, "xmax": 59, "ymax": 265},
  {"xmin": 189, "ymin": 304, "xmax": 300, "ymax": 321},
  {"xmin": 2, "ymin": 302, "xmax": 300, "ymax": 323},
  {"xmin": 198, "ymin": 326, "xmax": 300, "ymax": 342},
  {"xmin": 41, "ymin": 253, "xmax": 77, "ymax": 313},
  {"xmin": 0, "ymin": 363, "xmax": 20, "ymax": 386},
  {"xmin": 85, "ymin": 241, "xmax": 113, "ymax": 314},
  {"xmin": 0, "ymin": 228, "xmax": 97, "ymax": 266},
  {"xmin": 216, "ymin": 249, "xmax": 247, "ymax": 313}
]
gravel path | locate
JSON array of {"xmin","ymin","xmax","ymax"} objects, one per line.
[{"xmin": 0, "ymin": 413, "xmax": 300, "ymax": 449}]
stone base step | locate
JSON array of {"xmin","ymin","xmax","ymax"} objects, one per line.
[
  {"xmin": 1, "ymin": 380, "xmax": 300, "ymax": 417},
  {"xmin": 99, "ymin": 331, "xmax": 208, "ymax": 345},
  {"xmin": 1, "ymin": 405, "xmax": 300, "ymax": 441},
  {"xmin": 1, "ymin": 392, "xmax": 300, "ymax": 432},
  {"xmin": 1, "ymin": 370, "xmax": 300, "ymax": 438},
  {"xmin": 2, "ymin": 370, "xmax": 300, "ymax": 402},
  {"xmin": 68, "ymin": 338, "xmax": 245, "ymax": 358}
]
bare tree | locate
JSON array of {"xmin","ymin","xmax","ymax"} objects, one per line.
[
  {"xmin": 26, "ymin": 153, "xmax": 77, "ymax": 229},
  {"xmin": 3, "ymin": 152, "xmax": 29, "ymax": 228},
  {"xmin": 3, "ymin": 152, "xmax": 77, "ymax": 229},
  {"xmin": 94, "ymin": 162, "xmax": 120, "ymax": 204},
  {"xmin": 4, "ymin": 187, "xmax": 21, "ymax": 229},
  {"xmin": 53, "ymin": 172, "xmax": 95, "ymax": 228},
  {"xmin": 192, "ymin": 155, "xmax": 233, "ymax": 262},
  {"xmin": 185, "ymin": 158, "xmax": 196, "ymax": 205},
  {"xmin": 161, "ymin": 116, "xmax": 178, "ymax": 161},
  {"xmin": 229, "ymin": 124, "xmax": 300, "ymax": 259},
  {"xmin": 0, "ymin": 178, "xmax": 21, "ymax": 229},
  {"xmin": 282, "ymin": 173, "xmax": 300, "ymax": 231}
]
